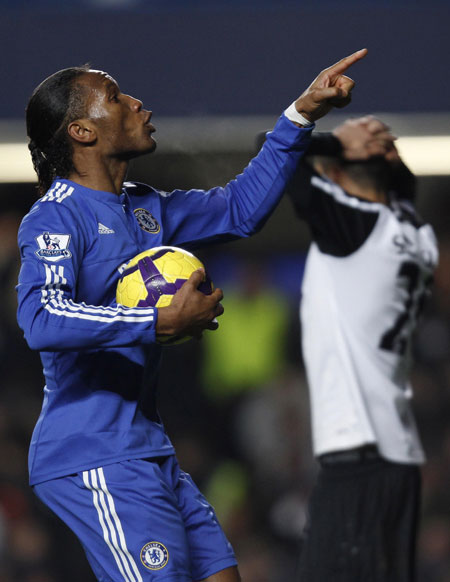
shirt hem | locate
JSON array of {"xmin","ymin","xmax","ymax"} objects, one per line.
[
  {"xmin": 29, "ymin": 446, "xmax": 175, "ymax": 485},
  {"xmin": 314, "ymin": 441, "xmax": 425, "ymax": 465},
  {"xmin": 193, "ymin": 557, "xmax": 238, "ymax": 581}
]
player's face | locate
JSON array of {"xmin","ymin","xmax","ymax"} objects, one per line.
[{"xmin": 77, "ymin": 70, "xmax": 156, "ymax": 158}]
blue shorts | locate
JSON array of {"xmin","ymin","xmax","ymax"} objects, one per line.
[{"xmin": 33, "ymin": 456, "xmax": 237, "ymax": 581}]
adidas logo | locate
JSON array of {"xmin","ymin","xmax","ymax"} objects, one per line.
[{"xmin": 98, "ymin": 223, "xmax": 115, "ymax": 234}]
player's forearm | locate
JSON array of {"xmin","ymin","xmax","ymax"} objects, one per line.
[
  {"xmin": 389, "ymin": 160, "xmax": 416, "ymax": 201},
  {"xmin": 161, "ymin": 114, "xmax": 313, "ymax": 246},
  {"xmin": 306, "ymin": 132, "xmax": 343, "ymax": 157},
  {"xmin": 220, "ymin": 114, "xmax": 314, "ymax": 235},
  {"xmin": 17, "ymin": 287, "xmax": 157, "ymax": 351}
]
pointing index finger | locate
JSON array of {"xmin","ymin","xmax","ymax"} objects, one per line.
[{"xmin": 326, "ymin": 48, "xmax": 368, "ymax": 77}]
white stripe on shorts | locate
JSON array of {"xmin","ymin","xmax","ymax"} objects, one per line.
[{"xmin": 83, "ymin": 468, "xmax": 143, "ymax": 582}]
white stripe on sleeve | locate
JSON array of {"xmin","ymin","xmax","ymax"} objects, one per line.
[{"xmin": 41, "ymin": 264, "xmax": 155, "ymax": 324}]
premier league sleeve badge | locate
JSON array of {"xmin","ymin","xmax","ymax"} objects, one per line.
[{"xmin": 35, "ymin": 232, "xmax": 72, "ymax": 262}]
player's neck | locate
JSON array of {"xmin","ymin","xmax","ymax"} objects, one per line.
[
  {"xmin": 338, "ymin": 176, "xmax": 387, "ymax": 205},
  {"xmin": 347, "ymin": 187, "xmax": 387, "ymax": 205},
  {"xmin": 68, "ymin": 152, "xmax": 129, "ymax": 195}
]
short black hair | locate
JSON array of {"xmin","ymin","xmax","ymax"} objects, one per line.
[
  {"xmin": 340, "ymin": 157, "xmax": 392, "ymax": 194},
  {"xmin": 26, "ymin": 65, "xmax": 91, "ymax": 196}
]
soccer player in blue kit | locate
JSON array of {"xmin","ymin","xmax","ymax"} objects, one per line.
[{"xmin": 17, "ymin": 49, "xmax": 366, "ymax": 582}]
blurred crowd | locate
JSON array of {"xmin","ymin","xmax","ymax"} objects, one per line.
[{"xmin": 0, "ymin": 203, "xmax": 449, "ymax": 581}]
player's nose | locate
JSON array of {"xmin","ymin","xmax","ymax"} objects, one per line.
[{"xmin": 127, "ymin": 94, "xmax": 143, "ymax": 111}]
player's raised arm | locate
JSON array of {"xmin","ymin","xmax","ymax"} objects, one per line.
[{"xmin": 289, "ymin": 48, "xmax": 368, "ymax": 125}]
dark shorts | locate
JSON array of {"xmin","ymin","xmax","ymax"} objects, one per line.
[
  {"xmin": 297, "ymin": 447, "xmax": 421, "ymax": 582},
  {"xmin": 34, "ymin": 456, "xmax": 237, "ymax": 582}
]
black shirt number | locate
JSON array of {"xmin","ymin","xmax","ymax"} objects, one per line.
[{"xmin": 379, "ymin": 261, "xmax": 432, "ymax": 355}]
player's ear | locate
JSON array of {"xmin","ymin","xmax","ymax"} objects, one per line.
[
  {"xmin": 67, "ymin": 119, "xmax": 97, "ymax": 144},
  {"xmin": 327, "ymin": 165, "xmax": 343, "ymax": 183},
  {"xmin": 314, "ymin": 158, "xmax": 341, "ymax": 182}
]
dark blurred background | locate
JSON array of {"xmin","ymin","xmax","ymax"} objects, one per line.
[{"xmin": 1, "ymin": 1, "xmax": 450, "ymax": 580}]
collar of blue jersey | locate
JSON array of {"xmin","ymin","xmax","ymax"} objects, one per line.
[{"xmin": 53, "ymin": 178, "xmax": 125, "ymax": 204}]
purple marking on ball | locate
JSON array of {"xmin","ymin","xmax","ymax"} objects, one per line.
[
  {"xmin": 135, "ymin": 253, "xmax": 213, "ymax": 307},
  {"xmin": 119, "ymin": 263, "xmax": 140, "ymax": 281},
  {"xmin": 150, "ymin": 248, "xmax": 176, "ymax": 261}
]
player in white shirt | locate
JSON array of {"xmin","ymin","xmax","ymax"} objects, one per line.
[{"xmin": 287, "ymin": 117, "xmax": 438, "ymax": 582}]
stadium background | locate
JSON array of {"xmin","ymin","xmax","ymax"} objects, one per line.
[{"xmin": 1, "ymin": 1, "xmax": 449, "ymax": 580}]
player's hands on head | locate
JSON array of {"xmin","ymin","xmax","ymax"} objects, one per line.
[
  {"xmin": 293, "ymin": 49, "xmax": 368, "ymax": 124},
  {"xmin": 156, "ymin": 268, "xmax": 224, "ymax": 339},
  {"xmin": 383, "ymin": 141, "xmax": 402, "ymax": 163},
  {"xmin": 333, "ymin": 115, "xmax": 398, "ymax": 161}
]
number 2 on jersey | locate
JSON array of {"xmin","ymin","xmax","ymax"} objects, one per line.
[{"xmin": 379, "ymin": 261, "xmax": 432, "ymax": 355}]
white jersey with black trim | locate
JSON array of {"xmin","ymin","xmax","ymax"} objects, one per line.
[{"xmin": 299, "ymin": 175, "xmax": 438, "ymax": 463}]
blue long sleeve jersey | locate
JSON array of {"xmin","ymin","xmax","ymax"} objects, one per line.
[{"xmin": 17, "ymin": 114, "xmax": 312, "ymax": 485}]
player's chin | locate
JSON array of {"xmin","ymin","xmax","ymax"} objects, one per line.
[
  {"xmin": 125, "ymin": 140, "xmax": 156, "ymax": 160},
  {"xmin": 145, "ymin": 136, "xmax": 157, "ymax": 153},
  {"xmin": 134, "ymin": 138, "xmax": 157, "ymax": 157}
]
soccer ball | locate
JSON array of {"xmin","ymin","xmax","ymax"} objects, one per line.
[{"xmin": 116, "ymin": 245, "xmax": 214, "ymax": 344}]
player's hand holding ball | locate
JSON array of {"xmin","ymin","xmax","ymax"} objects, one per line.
[{"xmin": 161, "ymin": 268, "xmax": 224, "ymax": 341}]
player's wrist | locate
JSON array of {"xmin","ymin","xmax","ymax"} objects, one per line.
[
  {"xmin": 155, "ymin": 305, "xmax": 179, "ymax": 336},
  {"xmin": 284, "ymin": 101, "xmax": 314, "ymax": 128}
]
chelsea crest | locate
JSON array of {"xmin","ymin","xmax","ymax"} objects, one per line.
[
  {"xmin": 134, "ymin": 208, "xmax": 160, "ymax": 234},
  {"xmin": 140, "ymin": 541, "xmax": 169, "ymax": 570}
]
